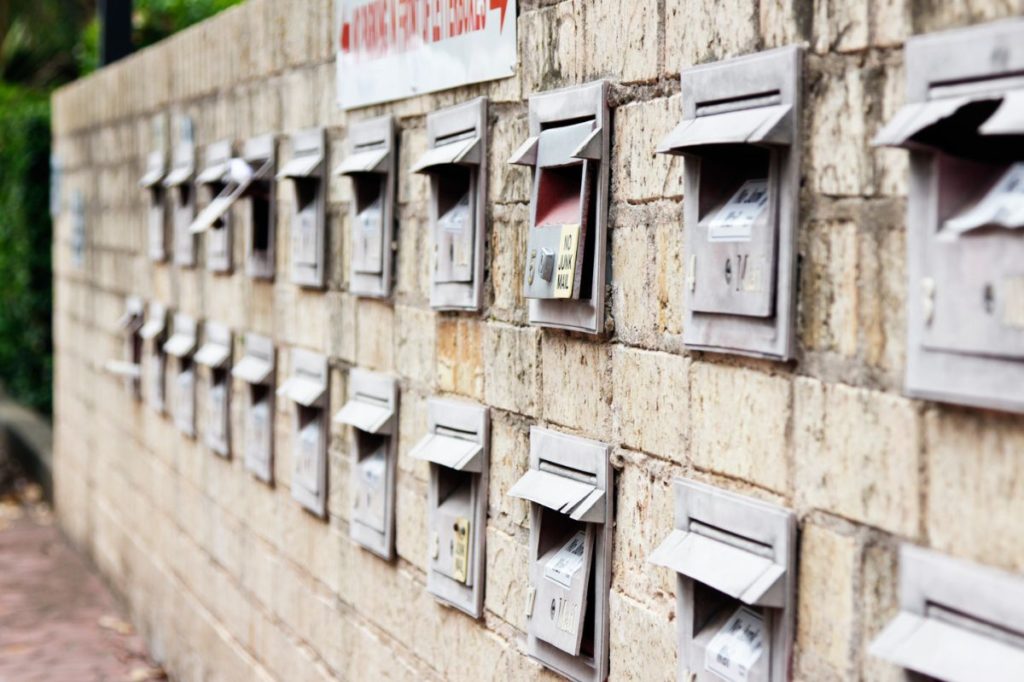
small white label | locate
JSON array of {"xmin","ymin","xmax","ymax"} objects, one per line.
[
  {"xmin": 247, "ymin": 400, "xmax": 269, "ymax": 461},
  {"xmin": 705, "ymin": 607, "xmax": 766, "ymax": 682},
  {"xmin": 708, "ymin": 180, "xmax": 769, "ymax": 242},
  {"xmin": 544, "ymin": 531, "xmax": 587, "ymax": 588},
  {"xmin": 439, "ymin": 194, "xmax": 470, "ymax": 233},
  {"xmin": 296, "ymin": 421, "xmax": 320, "ymax": 492}
]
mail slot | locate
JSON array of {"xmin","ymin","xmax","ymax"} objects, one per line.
[
  {"xmin": 334, "ymin": 368, "xmax": 398, "ymax": 560},
  {"xmin": 164, "ymin": 116, "xmax": 197, "ymax": 267},
  {"xmin": 412, "ymin": 98, "xmax": 488, "ymax": 311},
  {"xmin": 139, "ymin": 302, "xmax": 168, "ymax": 414},
  {"xmin": 195, "ymin": 321, "xmax": 232, "ymax": 457},
  {"xmin": 870, "ymin": 545, "xmax": 1024, "ymax": 682},
  {"xmin": 103, "ymin": 296, "xmax": 145, "ymax": 400},
  {"xmin": 233, "ymin": 333, "xmax": 275, "ymax": 483},
  {"xmin": 192, "ymin": 140, "xmax": 235, "ymax": 273},
  {"xmin": 334, "ymin": 115, "xmax": 396, "ymax": 299},
  {"xmin": 409, "ymin": 398, "xmax": 489, "ymax": 617},
  {"xmin": 873, "ymin": 18, "xmax": 1024, "ymax": 412},
  {"xmin": 242, "ymin": 135, "xmax": 277, "ymax": 280},
  {"xmin": 277, "ymin": 349, "xmax": 329, "ymax": 517},
  {"xmin": 140, "ymin": 117, "xmax": 167, "ymax": 262},
  {"xmin": 657, "ymin": 46, "xmax": 802, "ymax": 360},
  {"xmin": 163, "ymin": 313, "xmax": 198, "ymax": 437},
  {"xmin": 650, "ymin": 478, "xmax": 796, "ymax": 682},
  {"xmin": 510, "ymin": 81, "xmax": 610, "ymax": 334},
  {"xmin": 278, "ymin": 129, "xmax": 327, "ymax": 288},
  {"xmin": 508, "ymin": 427, "xmax": 613, "ymax": 681}
]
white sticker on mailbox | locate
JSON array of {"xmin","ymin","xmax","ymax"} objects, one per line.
[
  {"xmin": 708, "ymin": 179, "xmax": 769, "ymax": 242},
  {"xmin": 544, "ymin": 531, "xmax": 587, "ymax": 588},
  {"xmin": 705, "ymin": 606, "xmax": 766, "ymax": 682}
]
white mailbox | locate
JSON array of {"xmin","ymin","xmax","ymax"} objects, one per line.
[
  {"xmin": 140, "ymin": 117, "xmax": 167, "ymax": 262},
  {"xmin": 657, "ymin": 46, "xmax": 803, "ymax": 360},
  {"xmin": 650, "ymin": 478, "xmax": 796, "ymax": 682},
  {"xmin": 334, "ymin": 369, "xmax": 398, "ymax": 560},
  {"xmin": 164, "ymin": 116, "xmax": 197, "ymax": 267},
  {"xmin": 412, "ymin": 98, "xmax": 488, "ymax": 311},
  {"xmin": 195, "ymin": 321, "xmax": 232, "ymax": 457},
  {"xmin": 277, "ymin": 349, "xmax": 329, "ymax": 517},
  {"xmin": 508, "ymin": 427, "xmax": 613, "ymax": 681},
  {"xmin": 138, "ymin": 302, "xmax": 168, "ymax": 414},
  {"xmin": 279, "ymin": 129, "xmax": 327, "ymax": 289},
  {"xmin": 103, "ymin": 296, "xmax": 145, "ymax": 400},
  {"xmin": 335, "ymin": 115, "xmax": 397, "ymax": 299},
  {"xmin": 874, "ymin": 18, "xmax": 1024, "ymax": 412},
  {"xmin": 409, "ymin": 398, "xmax": 489, "ymax": 617},
  {"xmin": 870, "ymin": 545, "xmax": 1024, "ymax": 682},
  {"xmin": 233, "ymin": 333, "xmax": 276, "ymax": 483},
  {"xmin": 163, "ymin": 313, "xmax": 198, "ymax": 437},
  {"xmin": 192, "ymin": 140, "xmax": 235, "ymax": 273},
  {"xmin": 242, "ymin": 135, "xmax": 277, "ymax": 280},
  {"xmin": 510, "ymin": 81, "xmax": 610, "ymax": 334}
]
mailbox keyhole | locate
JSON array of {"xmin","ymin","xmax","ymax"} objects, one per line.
[
  {"xmin": 550, "ymin": 598, "xmax": 557, "ymax": 619},
  {"xmin": 724, "ymin": 258, "xmax": 733, "ymax": 285},
  {"xmin": 983, "ymin": 283, "xmax": 996, "ymax": 314}
]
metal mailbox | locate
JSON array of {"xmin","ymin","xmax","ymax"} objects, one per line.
[
  {"xmin": 140, "ymin": 117, "xmax": 168, "ymax": 262},
  {"xmin": 278, "ymin": 129, "xmax": 327, "ymax": 288},
  {"xmin": 103, "ymin": 296, "xmax": 145, "ymax": 400},
  {"xmin": 164, "ymin": 116, "xmax": 197, "ymax": 267},
  {"xmin": 650, "ymin": 478, "xmax": 796, "ymax": 682},
  {"xmin": 242, "ymin": 135, "xmax": 277, "ymax": 280},
  {"xmin": 334, "ymin": 115, "xmax": 397, "ymax": 299},
  {"xmin": 658, "ymin": 46, "xmax": 803, "ymax": 360},
  {"xmin": 874, "ymin": 18, "xmax": 1024, "ymax": 412},
  {"xmin": 508, "ymin": 427, "xmax": 613, "ymax": 681},
  {"xmin": 412, "ymin": 98, "xmax": 488, "ymax": 311},
  {"xmin": 192, "ymin": 140, "xmax": 235, "ymax": 273},
  {"xmin": 870, "ymin": 544, "xmax": 1024, "ymax": 682},
  {"xmin": 277, "ymin": 349, "xmax": 329, "ymax": 517},
  {"xmin": 409, "ymin": 398, "xmax": 489, "ymax": 617},
  {"xmin": 233, "ymin": 333, "xmax": 276, "ymax": 483},
  {"xmin": 510, "ymin": 81, "xmax": 610, "ymax": 334},
  {"xmin": 195, "ymin": 321, "xmax": 232, "ymax": 457},
  {"xmin": 334, "ymin": 368, "xmax": 398, "ymax": 560},
  {"xmin": 139, "ymin": 302, "xmax": 168, "ymax": 414},
  {"xmin": 163, "ymin": 313, "xmax": 198, "ymax": 437}
]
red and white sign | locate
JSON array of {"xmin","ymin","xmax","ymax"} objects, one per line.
[{"xmin": 336, "ymin": 0, "xmax": 517, "ymax": 109}]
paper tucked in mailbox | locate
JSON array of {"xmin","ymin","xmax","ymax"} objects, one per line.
[
  {"xmin": 708, "ymin": 180, "xmax": 769, "ymax": 242},
  {"xmin": 705, "ymin": 607, "xmax": 766, "ymax": 682},
  {"xmin": 544, "ymin": 530, "xmax": 588, "ymax": 588},
  {"xmin": 944, "ymin": 162, "xmax": 1024, "ymax": 236}
]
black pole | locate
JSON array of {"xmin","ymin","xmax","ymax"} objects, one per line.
[{"xmin": 99, "ymin": 0, "xmax": 133, "ymax": 66}]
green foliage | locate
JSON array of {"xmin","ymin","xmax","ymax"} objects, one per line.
[
  {"xmin": 0, "ymin": 0, "xmax": 93, "ymax": 89},
  {"xmin": 0, "ymin": 85, "xmax": 53, "ymax": 413}
]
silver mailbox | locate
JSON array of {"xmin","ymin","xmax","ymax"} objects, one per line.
[
  {"xmin": 243, "ymin": 135, "xmax": 277, "ymax": 280},
  {"xmin": 140, "ymin": 117, "xmax": 168, "ymax": 262},
  {"xmin": 233, "ymin": 333, "xmax": 276, "ymax": 483},
  {"xmin": 412, "ymin": 98, "xmax": 488, "ymax": 311},
  {"xmin": 510, "ymin": 81, "xmax": 610, "ymax": 334},
  {"xmin": 650, "ymin": 479, "xmax": 796, "ymax": 682},
  {"xmin": 874, "ymin": 19, "xmax": 1024, "ymax": 412},
  {"xmin": 163, "ymin": 313, "xmax": 198, "ymax": 437},
  {"xmin": 139, "ymin": 302, "xmax": 168, "ymax": 414},
  {"xmin": 103, "ymin": 296, "xmax": 145, "ymax": 400},
  {"xmin": 195, "ymin": 321, "xmax": 232, "ymax": 457},
  {"xmin": 277, "ymin": 349, "xmax": 329, "ymax": 517},
  {"xmin": 870, "ymin": 545, "xmax": 1024, "ymax": 682},
  {"xmin": 334, "ymin": 368, "xmax": 398, "ymax": 560},
  {"xmin": 410, "ymin": 398, "xmax": 489, "ymax": 617},
  {"xmin": 164, "ymin": 116, "xmax": 197, "ymax": 267},
  {"xmin": 335, "ymin": 115, "xmax": 397, "ymax": 299},
  {"xmin": 279, "ymin": 129, "xmax": 327, "ymax": 289},
  {"xmin": 508, "ymin": 427, "xmax": 613, "ymax": 681},
  {"xmin": 658, "ymin": 46, "xmax": 802, "ymax": 360},
  {"xmin": 192, "ymin": 140, "xmax": 235, "ymax": 273}
]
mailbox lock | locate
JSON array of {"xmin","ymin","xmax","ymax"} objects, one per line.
[
  {"xmin": 922, "ymin": 277, "xmax": 936, "ymax": 325},
  {"xmin": 983, "ymin": 283, "xmax": 996, "ymax": 314},
  {"xmin": 550, "ymin": 598, "xmax": 558, "ymax": 619},
  {"xmin": 724, "ymin": 258, "xmax": 733, "ymax": 285},
  {"xmin": 431, "ymin": 531, "xmax": 440, "ymax": 560},
  {"xmin": 539, "ymin": 248, "xmax": 555, "ymax": 282}
]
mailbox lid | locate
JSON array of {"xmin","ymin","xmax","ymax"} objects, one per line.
[
  {"xmin": 232, "ymin": 333, "xmax": 274, "ymax": 385},
  {"xmin": 163, "ymin": 315, "xmax": 197, "ymax": 358},
  {"xmin": 277, "ymin": 349, "xmax": 327, "ymax": 407},
  {"xmin": 195, "ymin": 322, "xmax": 232, "ymax": 368},
  {"xmin": 410, "ymin": 432, "xmax": 483, "ymax": 472}
]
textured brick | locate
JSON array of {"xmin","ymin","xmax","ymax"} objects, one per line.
[
  {"xmin": 608, "ymin": 591, "xmax": 677, "ymax": 681},
  {"xmin": 612, "ymin": 347, "xmax": 688, "ymax": 461},
  {"xmin": 483, "ymin": 323, "xmax": 540, "ymax": 416},
  {"xmin": 541, "ymin": 334, "xmax": 612, "ymax": 438},
  {"xmin": 612, "ymin": 97, "xmax": 685, "ymax": 203},
  {"xmin": 808, "ymin": 59, "xmax": 872, "ymax": 197},
  {"xmin": 665, "ymin": 0, "xmax": 759, "ymax": 72},
  {"xmin": 582, "ymin": 0, "xmax": 659, "ymax": 83},
  {"xmin": 436, "ymin": 317, "xmax": 484, "ymax": 400}
]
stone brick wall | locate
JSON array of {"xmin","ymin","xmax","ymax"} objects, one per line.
[{"xmin": 50, "ymin": 1, "xmax": 1024, "ymax": 680}]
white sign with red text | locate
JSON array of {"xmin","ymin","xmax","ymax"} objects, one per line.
[{"xmin": 335, "ymin": 0, "xmax": 517, "ymax": 109}]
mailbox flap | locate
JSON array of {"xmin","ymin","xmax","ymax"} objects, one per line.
[
  {"xmin": 412, "ymin": 135, "xmax": 481, "ymax": 173},
  {"xmin": 232, "ymin": 355, "xmax": 273, "ymax": 384},
  {"xmin": 537, "ymin": 121, "xmax": 594, "ymax": 168},
  {"xmin": 278, "ymin": 152, "xmax": 323, "ymax": 179},
  {"xmin": 140, "ymin": 152, "xmax": 165, "ymax": 188},
  {"xmin": 508, "ymin": 469, "xmax": 605, "ymax": 523},
  {"xmin": 649, "ymin": 527, "xmax": 785, "ymax": 607},
  {"xmin": 334, "ymin": 146, "xmax": 389, "ymax": 176},
  {"xmin": 657, "ymin": 104, "xmax": 792, "ymax": 153},
  {"xmin": 410, "ymin": 433, "xmax": 483, "ymax": 472},
  {"xmin": 162, "ymin": 165, "xmax": 192, "ymax": 187},
  {"xmin": 980, "ymin": 90, "xmax": 1024, "ymax": 135},
  {"xmin": 104, "ymin": 360, "xmax": 141, "ymax": 379},
  {"xmin": 196, "ymin": 161, "xmax": 229, "ymax": 185},
  {"xmin": 873, "ymin": 97, "xmax": 974, "ymax": 148},
  {"xmin": 333, "ymin": 397, "xmax": 394, "ymax": 434},
  {"xmin": 870, "ymin": 611, "xmax": 1024, "ymax": 682},
  {"xmin": 195, "ymin": 341, "xmax": 230, "ymax": 369},
  {"xmin": 163, "ymin": 329, "xmax": 196, "ymax": 358},
  {"xmin": 509, "ymin": 135, "xmax": 539, "ymax": 166},
  {"xmin": 139, "ymin": 316, "xmax": 166, "ymax": 340},
  {"xmin": 277, "ymin": 375, "xmax": 325, "ymax": 407}
]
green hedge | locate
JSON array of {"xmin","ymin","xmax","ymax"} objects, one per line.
[{"xmin": 0, "ymin": 85, "xmax": 52, "ymax": 415}]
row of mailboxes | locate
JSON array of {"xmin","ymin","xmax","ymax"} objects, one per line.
[{"xmin": 104, "ymin": 308, "xmax": 1024, "ymax": 681}]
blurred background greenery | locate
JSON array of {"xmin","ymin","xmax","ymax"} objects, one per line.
[{"xmin": 0, "ymin": 0, "xmax": 242, "ymax": 415}]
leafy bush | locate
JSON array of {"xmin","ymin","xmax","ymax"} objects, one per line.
[{"xmin": 0, "ymin": 85, "xmax": 52, "ymax": 414}]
